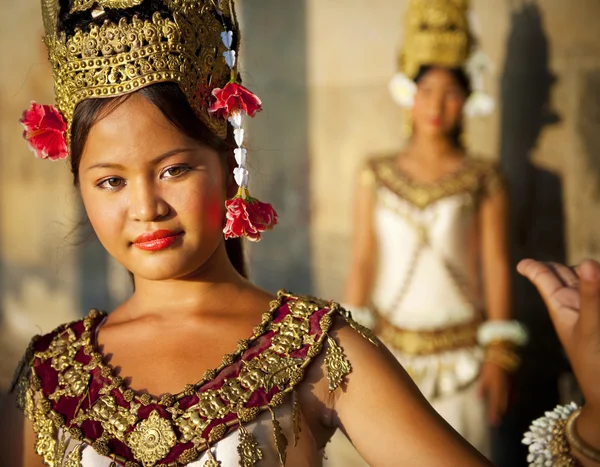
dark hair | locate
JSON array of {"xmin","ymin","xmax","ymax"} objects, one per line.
[
  {"xmin": 70, "ymin": 83, "xmax": 248, "ymax": 278},
  {"xmin": 414, "ymin": 65, "xmax": 472, "ymax": 95},
  {"xmin": 413, "ymin": 65, "xmax": 471, "ymax": 148}
]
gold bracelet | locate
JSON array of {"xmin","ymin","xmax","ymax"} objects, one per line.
[
  {"xmin": 484, "ymin": 342, "xmax": 520, "ymax": 372},
  {"xmin": 566, "ymin": 408, "xmax": 600, "ymax": 463}
]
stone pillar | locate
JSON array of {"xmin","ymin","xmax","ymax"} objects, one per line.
[{"xmin": 239, "ymin": 0, "xmax": 313, "ymax": 294}]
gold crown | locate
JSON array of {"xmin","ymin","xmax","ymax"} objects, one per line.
[
  {"xmin": 41, "ymin": 0, "xmax": 239, "ymax": 140},
  {"xmin": 398, "ymin": 0, "xmax": 472, "ymax": 78}
]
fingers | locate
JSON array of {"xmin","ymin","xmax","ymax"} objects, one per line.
[
  {"xmin": 577, "ymin": 259, "xmax": 600, "ymax": 333},
  {"xmin": 547, "ymin": 262, "xmax": 579, "ymax": 288},
  {"xmin": 517, "ymin": 259, "xmax": 563, "ymax": 306}
]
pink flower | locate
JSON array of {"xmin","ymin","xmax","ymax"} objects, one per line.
[
  {"xmin": 223, "ymin": 192, "xmax": 278, "ymax": 242},
  {"xmin": 208, "ymin": 83, "xmax": 262, "ymax": 119},
  {"xmin": 20, "ymin": 102, "xmax": 68, "ymax": 160}
]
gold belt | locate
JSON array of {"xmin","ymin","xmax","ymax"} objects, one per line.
[{"xmin": 374, "ymin": 315, "xmax": 480, "ymax": 356}]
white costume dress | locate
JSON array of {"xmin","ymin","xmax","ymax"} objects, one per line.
[{"xmin": 367, "ymin": 155, "xmax": 503, "ymax": 455}]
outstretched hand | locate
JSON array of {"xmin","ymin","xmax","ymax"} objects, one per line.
[{"xmin": 517, "ymin": 259, "xmax": 600, "ymax": 415}]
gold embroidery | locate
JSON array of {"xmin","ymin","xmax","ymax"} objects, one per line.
[
  {"xmin": 126, "ymin": 410, "xmax": 177, "ymax": 467},
  {"xmin": 10, "ymin": 338, "xmax": 37, "ymax": 412},
  {"xmin": 55, "ymin": 430, "xmax": 69, "ymax": 466},
  {"xmin": 324, "ymin": 336, "xmax": 352, "ymax": 392},
  {"xmin": 174, "ymin": 410, "xmax": 210, "ymax": 443},
  {"xmin": 335, "ymin": 303, "xmax": 379, "ymax": 346},
  {"xmin": 267, "ymin": 393, "xmax": 284, "ymax": 409},
  {"xmin": 31, "ymin": 394, "xmax": 58, "ymax": 467},
  {"xmin": 237, "ymin": 425, "xmax": 263, "ymax": 467},
  {"xmin": 89, "ymin": 395, "xmax": 138, "ymax": 441},
  {"xmin": 236, "ymin": 406, "xmax": 260, "ymax": 423},
  {"xmin": 320, "ymin": 315, "xmax": 333, "ymax": 333},
  {"xmin": 70, "ymin": 0, "xmax": 145, "ymax": 14},
  {"xmin": 69, "ymin": 427, "xmax": 83, "ymax": 441},
  {"xmin": 42, "ymin": 1, "xmax": 236, "ymax": 141},
  {"xmin": 375, "ymin": 314, "xmax": 479, "ymax": 355},
  {"xmin": 219, "ymin": 379, "xmax": 248, "ymax": 405},
  {"xmin": 92, "ymin": 438, "xmax": 110, "ymax": 457},
  {"xmin": 222, "ymin": 353, "xmax": 236, "ymax": 366},
  {"xmin": 19, "ymin": 293, "xmax": 361, "ymax": 467},
  {"xmin": 197, "ymin": 390, "xmax": 230, "ymax": 420},
  {"xmin": 178, "ymin": 447, "xmax": 199, "ymax": 464},
  {"xmin": 159, "ymin": 393, "xmax": 175, "ymax": 406},
  {"xmin": 208, "ymin": 423, "xmax": 227, "ymax": 443},
  {"xmin": 123, "ymin": 389, "xmax": 136, "ymax": 402},
  {"xmin": 288, "ymin": 299, "xmax": 320, "ymax": 319},
  {"xmin": 139, "ymin": 393, "xmax": 153, "ymax": 406},
  {"xmin": 64, "ymin": 443, "xmax": 84, "ymax": 467},
  {"xmin": 271, "ymin": 315, "xmax": 310, "ymax": 355},
  {"xmin": 203, "ymin": 449, "xmax": 221, "ymax": 467},
  {"xmin": 370, "ymin": 156, "xmax": 502, "ymax": 209}
]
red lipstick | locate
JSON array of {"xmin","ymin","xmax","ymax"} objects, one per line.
[{"xmin": 132, "ymin": 230, "xmax": 183, "ymax": 251}]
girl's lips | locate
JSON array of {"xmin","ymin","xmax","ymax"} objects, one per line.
[{"xmin": 132, "ymin": 230, "xmax": 183, "ymax": 251}]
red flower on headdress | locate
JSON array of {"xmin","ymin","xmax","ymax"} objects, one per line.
[
  {"xmin": 223, "ymin": 189, "xmax": 278, "ymax": 242},
  {"xmin": 208, "ymin": 83, "xmax": 262, "ymax": 119},
  {"xmin": 20, "ymin": 102, "xmax": 68, "ymax": 160}
]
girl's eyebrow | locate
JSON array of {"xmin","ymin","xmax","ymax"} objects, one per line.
[{"xmin": 85, "ymin": 148, "xmax": 195, "ymax": 172}]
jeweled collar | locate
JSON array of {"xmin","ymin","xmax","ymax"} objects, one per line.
[{"xmin": 17, "ymin": 290, "xmax": 370, "ymax": 467}]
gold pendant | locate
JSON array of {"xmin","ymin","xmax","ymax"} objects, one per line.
[
  {"xmin": 324, "ymin": 336, "xmax": 352, "ymax": 392},
  {"xmin": 237, "ymin": 425, "xmax": 263, "ymax": 467},
  {"xmin": 269, "ymin": 408, "xmax": 288, "ymax": 466},
  {"xmin": 126, "ymin": 410, "xmax": 177, "ymax": 467},
  {"xmin": 204, "ymin": 448, "xmax": 222, "ymax": 467}
]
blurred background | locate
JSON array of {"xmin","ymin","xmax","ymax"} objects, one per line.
[{"xmin": 1, "ymin": 0, "xmax": 599, "ymax": 465}]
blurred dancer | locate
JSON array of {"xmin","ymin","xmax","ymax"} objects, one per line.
[{"xmin": 341, "ymin": 0, "xmax": 527, "ymax": 459}]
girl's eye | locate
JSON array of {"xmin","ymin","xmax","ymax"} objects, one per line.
[
  {"xmin": 98, "ymin": 177, "xmax": 124, "ymax": 190},
  {"xmin": 162, "ymin": 165, "xmax": 190, "ymax": 179}
]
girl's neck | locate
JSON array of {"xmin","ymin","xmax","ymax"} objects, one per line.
[
  {"xmin": 122, "ymin": 242, "xmax": 251, "ymax": 320},
  {"xmin": 404, "ymin": 133, "xmax": 462, "ymax": 162}
]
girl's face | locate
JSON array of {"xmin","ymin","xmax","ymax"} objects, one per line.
[
  {"xmin": 79, "ymin": 94, "xmax": 226, "ymax": 281},
  {"xmin": 412, "ymin": 67, "xmax": 467, "ymax": 139}
]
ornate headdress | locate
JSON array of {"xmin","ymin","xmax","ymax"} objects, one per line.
[
  {"xmin": 20, "ymin": 0, "xmax": 277, "ymax": 240},
  {"xmin": 389, "ymin": 0, "xmax": 494, "ymax": 117}
]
